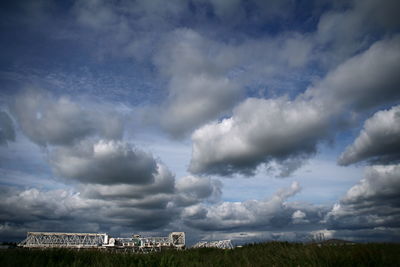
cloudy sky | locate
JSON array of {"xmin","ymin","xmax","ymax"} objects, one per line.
[{"xmin": 0, "ymin": 0, "xmax": 399, "ymax": 245}]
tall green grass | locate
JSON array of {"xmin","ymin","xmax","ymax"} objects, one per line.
[{"xmin": 1, "ymin": 242, "xmax": 399, "ymax": 266}]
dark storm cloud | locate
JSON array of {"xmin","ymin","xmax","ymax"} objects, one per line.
[
  {"xmin": 0, "ymin": 111, "xmax": 15, "ymax": 145},
  {"xmin": 174, "ymin": 175, "xmax": 222, "ymax": 207},
  {"xmin": 78, "ymin": 162, "xmax": 178, "ymax": 211},
  {"xmin": 75, "ymin": 174, "xmax": 222, "ymax": 221},
  {"xmin": 0, "ymin": 186, "xmax": 175, "ymax": 234},
  {"xmin": 0, "ymin": 173, "xmax": 224, "ymax": 238},
  {"xmin": 339, "ymin": 105, "xmax": 400, "ymax": 166},
  {"xmin": 79, "ymin": 163, "xmax": 175, "ymax": 200},
  {"xmin": 0, "ymin": 187, "xmax": 83, "ymax": 228},
  {"xmin": 325, "ymin": 164, "xmax": 400, "ymax": 231},
  {"xmin": 50, "ymin": 139, "xmax": 158, "ymax": 185},
  {"xmin": 11, "ymin": 90, "xmax": 124, "ymax": 146}
]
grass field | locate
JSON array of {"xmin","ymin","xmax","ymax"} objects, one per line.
[{"xmin": 1, "ymin": 242, "xmax": 399, "ymax": 266}]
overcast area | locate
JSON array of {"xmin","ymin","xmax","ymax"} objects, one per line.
[{"xmin": 0, "ymin": 0, "xmax": 399, "ymax": 245}]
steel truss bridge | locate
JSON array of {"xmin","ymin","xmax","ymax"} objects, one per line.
[
  {"xmin": 19, "ymin": 232, "xmax": 107, "ymax": 248},
  {"xmin": 192, "ymin": 240, "xmax": 234, "ymax": 249},
  {"xmin": 18, "ymin": 231, "xmax": 185, "ymax": 251}
]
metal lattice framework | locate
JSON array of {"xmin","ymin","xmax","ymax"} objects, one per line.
[
  {"xmin": 19, "ymin": 232, "xmax": 107, "ymax": 248},
  {"xmin": 18, "ymin": 231, "xmax": 186, "ymax": 251},
  {"xmin": 192, "ymin": 240, "xmax": 233, "ymax": 249},
  {"xmin": 169, "ymin": 232, "xmax": 185, "ymax": 248}
]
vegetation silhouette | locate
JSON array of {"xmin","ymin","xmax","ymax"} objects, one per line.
[{"xmin": 1, "ymin": 241, "xmax": 399, "ymax": 266}]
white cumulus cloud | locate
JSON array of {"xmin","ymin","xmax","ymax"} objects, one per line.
[
  {"xmin": 189, "ymin": 97, "xmax": 329, "ymax": 176},
  {"xmin": 339, "ymin": 105, "xmax": 400, "ymax": 165}
]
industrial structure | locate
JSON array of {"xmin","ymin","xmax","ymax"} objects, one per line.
[
  {"xmin": 192, "ymin": 240, "xmax": 234, "ymax": 249},
  {"xmin": 18, "ymin": 231, "xmax": 185, "ymax": 252}
]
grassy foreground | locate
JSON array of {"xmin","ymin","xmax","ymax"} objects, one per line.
[{"xmin": 1, "ymin": 242, "xmax": 399, "ymax": 266}]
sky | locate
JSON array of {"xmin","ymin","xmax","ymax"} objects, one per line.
[{"xmin": 0, "ymin": 0, "xmax": 399, "ymax": 245}]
